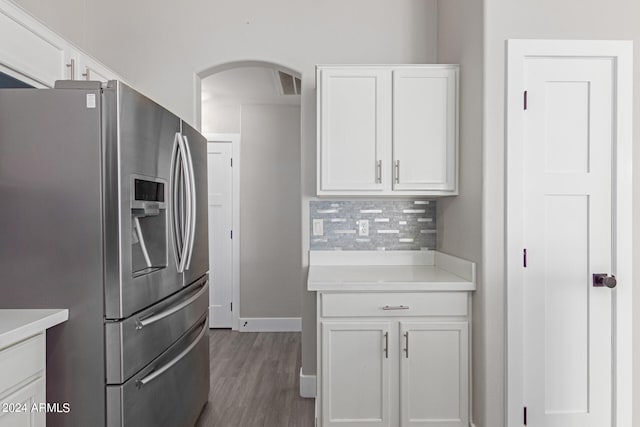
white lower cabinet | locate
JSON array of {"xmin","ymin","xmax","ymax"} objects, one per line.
[
  {"xmin": 321, "ymin": 322, "xmax": 394, "ymax": 426},
  {"xmin": 318, "ymin": 293, "xmax": 470, "ymax": 427},
  {"xmin": 400, "ymin": 322, "xmax": 468, "ymax": 427},
  {"xmin": 0, "ymin": 334, "xmax": 46, "ymax": 427}
]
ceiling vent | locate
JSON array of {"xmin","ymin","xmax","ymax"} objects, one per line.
[{"xmin": 277, "ymin": 70, "xmax": 301, "ymax": 96}]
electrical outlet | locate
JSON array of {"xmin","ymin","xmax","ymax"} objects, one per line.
[
  {"xmin": 313, "ymin": 219, "xmax": 324, "ymax": 236},
  {"xmin": 358, "ymin": 219, "xmax": 369, "ymax": 236}
]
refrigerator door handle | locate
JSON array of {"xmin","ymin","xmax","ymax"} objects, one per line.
[
  {"xmin": 136, "ymin": 317, "xmax": 207, "ymax": 387},
  {"xmin": 176, "ymin": 133, "xmax": 192, "ymax": 274},
  {"xmin": 182, "ymin": 134, "xmax": 197, "ymax": 271},
  {"xmin": 170, "ymin": 133, "xmax": 184, "ymax": 270}
]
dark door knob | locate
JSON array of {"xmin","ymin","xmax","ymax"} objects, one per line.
[
  {"xmin": 593, "ymin": 274, "xmax": 617, "ymax": 288},
  {"xmin": 603, "ymin": 276, "xmax": 617, "ymax": 288}
]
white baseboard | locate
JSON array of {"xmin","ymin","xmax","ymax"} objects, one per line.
[
  {"xmin": 299, "ymin": 368, "xmax": 316, "ymax": 398},
  {"xmin": 238, "ymin": 317, "xmax": 301, "ymax": 332}
]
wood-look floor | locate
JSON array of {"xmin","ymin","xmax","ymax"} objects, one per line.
[{"xmin": 195, "ymin": 330, "xmax": 315, "ymax": 427}]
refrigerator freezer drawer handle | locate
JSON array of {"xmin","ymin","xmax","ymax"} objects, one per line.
[
  {"xmin": 135, "ymin": 280, "xmax": 208, "ymax": 329},
  {"xmin": 136, "ymin": 318, "xmax": 207, "ymax": 387}
]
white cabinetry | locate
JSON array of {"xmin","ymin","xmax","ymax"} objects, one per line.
[
  {"xmin": 321, "ymin": 322, "xmax": 393, "ymax": 426},
  {"xmin": 400, "ymin": 322, "xmax": 468, "ymax": 427},
  {"xmin": 0, "ymin": 334, "xmax": 46, "ymax": 427},
  {"xmin": 317, "ymin": 292, "xmax": 470, "ymax": 427},
  {"xmin": 317, "ymin": 65, "xmax": 458, "ymax": 197},
  {"xmin": 0, "ymin": 0, "xmax": 123, "ymax": 87}
]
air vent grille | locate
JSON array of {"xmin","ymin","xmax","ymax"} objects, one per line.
[{"xmin": 278, "ymin": 70, "xmax": 301, "ymax": 95}]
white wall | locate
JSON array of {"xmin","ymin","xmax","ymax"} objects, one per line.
[
  {"xmin": 483, "ymin": 1, "xmax": 640, "ymax": 426},
  {"xmin": 239, "ymin": 104, "xmax": 302, "ymax": 318},
  {"xmin": 14, "ymin": 0, "xmax": 438, "ymax": 377},
  {"xmin": 202, "ymin": 105, "xmax": 241, "ymax": 134},
  {"xmin": 436, "ymin": 1, "xmax": 484, "ymax": 425}
]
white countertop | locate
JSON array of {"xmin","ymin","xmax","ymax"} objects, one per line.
[
  {"xmin": 307, "ymin": 250, "xmax": 476, "ymax": 291},
  {"xmin": 0, "ymin": 309, "xmax": 69, "ymax": 349}
]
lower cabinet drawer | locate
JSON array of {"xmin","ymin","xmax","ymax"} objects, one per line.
[{"xmin": 321, "ymin": 292, "xmax": 467, "ymax": 317}]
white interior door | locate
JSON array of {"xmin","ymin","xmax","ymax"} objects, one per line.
[
  {"xmin": 207, "ymin": 142, "xmax": 233, "ymax": 328},
  {"xmin": 522, "ymin": 57, "xmax": 615, "ymax": 427}
]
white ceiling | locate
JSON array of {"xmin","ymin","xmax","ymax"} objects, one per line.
[{"xmin": 201, "ymin": 66, "xmax": 301, "ymax": 107}]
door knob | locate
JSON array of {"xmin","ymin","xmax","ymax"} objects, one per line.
[{"xmin": 593, "ymin": 274, "xmax": 617, "ymax": 288}]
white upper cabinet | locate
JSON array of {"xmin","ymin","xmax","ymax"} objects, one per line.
[
  {"xmin": 317, "ymin": 65, "xmax": 458, "ymax": 197},
  {"xmin": 318, "ymin": 67, "xmax": 391, "ymax": 192},
  {"xmin": 392, "ymin": 68, "xmax": 457, "ymax": 192},
  {"xmin": 0, "ymin": 0, "xmax": 123, "ymax": 87}
]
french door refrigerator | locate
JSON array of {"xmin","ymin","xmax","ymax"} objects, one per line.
[{"xmin": 0, "ymin": 80, "xmax": 209, "ymax": 427}]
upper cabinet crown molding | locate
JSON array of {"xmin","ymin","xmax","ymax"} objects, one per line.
[
  {"xmin": 0, "ymin": 0, "xmax": 123, "ymax": 87},
  {"xmin": 316, "ymin": 64, "xmax": 459, "ymax": 197}
]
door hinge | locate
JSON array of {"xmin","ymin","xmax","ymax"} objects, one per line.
[
  {"xmin": 524, "ymin": 406, "xmax": 527, "ymax": 425},
  {"xmin": 524, "ymin": 91, "xmax": 528, "ymax": 110},
  {"xmin": 230, "ymin": 230, "xmax": 233, "ymax": 239},
  {"xmin": 523, "ymin": 248, "xmax": 527, "ymax": 267},
  {"xmin": 230, "ymin": 158, "xmax": 233, "ymax": 167},
  {"xmin": 230, "ymin": 302, "xmax": 233, "ymax": 311}
]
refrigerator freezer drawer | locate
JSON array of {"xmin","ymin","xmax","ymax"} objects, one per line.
[
  {"xmin": 106, "ymin": 314, "xmax": 209, "ymax": 427},
  {"xmin": 105, "ymin": 274, "xmax": 208, "ymax": 384}
]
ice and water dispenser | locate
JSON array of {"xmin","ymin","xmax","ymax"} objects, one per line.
[{"xmin": 130, "ymin": 176, "xmax": 167, "ymax": 276}]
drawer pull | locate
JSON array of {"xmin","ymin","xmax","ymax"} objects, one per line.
[{"xmin": 382, "ymin": 305, "xmax": 409, "ymax": 311}]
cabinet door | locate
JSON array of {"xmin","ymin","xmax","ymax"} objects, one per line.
[
  {"xmin": 399, "ymin": 322, "xmax": 468, "ymax": 427},
  {"xmin": 0, "ymin": 377, "xmax": 45, "ymax": 427},
  {"xmin": 392, "ymin": 68, "xmax": 458, "ymax": 192},
  {"xmin": 318, "ymin": 68, "xmax": 391, "ymax": 193},
  {"xmin": 321, "ymin": 321, "xmax": 394, "ymax": 427}
]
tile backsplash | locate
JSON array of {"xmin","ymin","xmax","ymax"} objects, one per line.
[{"xmin": 309, "ymin": 200, "xmax": 436, "ymax": 251}]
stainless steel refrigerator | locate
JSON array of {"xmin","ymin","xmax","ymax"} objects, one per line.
[{"xmin": 0, "ymin": 80, "xmax": 209, "ymax": 426}]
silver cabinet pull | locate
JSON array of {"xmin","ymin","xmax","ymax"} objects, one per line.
[
  {"xmin": 82, "ymin": 68, "xmax": 91, "ymax": 80},
  {"xmin": 135, "ymin": 279, "xmax": 208, "ymax": 329},
  {"xmin": 136, "ymin": 318, "xmax": 207, "ymax": 387},
  {"xmin": 382, "ymin": 305, "xmax": 409, "ymax": 310},
  {"xmin": 376, "ymin": 160, "xmax": 382, "ymax": 183},
  {"xmin": 66, "ymin": 58, "xmax": 75, "ymax": 80},
  {"xmin": 395, "ymin": 160, "xmax": 400, "ymax": 183},
  {"xmin": 404, "ymin": 332, "xmax": 409, "ymax": 358},
  {"xmin": 383, "ymin": 332, "xmax": 389, "ymax": 359}
]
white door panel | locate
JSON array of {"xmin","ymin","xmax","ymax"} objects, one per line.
[
  {"xmin": 207, "ymin": 143, "xmax": 233, "ymax": 328},
  {"xmin": 392, "ymin": 68, "xmax": 457, "ymax": 191},
  {"xmin": 523, "ymin": 58, "xmax": 613, "ymax": 427},
  {"xmin": 319, "ymin": 68, "xmax": 390, "ymax": 191},
  {"xmin": 400, "ymin": 322, "xmax": 468, "ymax": 427},
  {"xmin": 321, "ymin": 321, "xmax": 392, "ymax": 427}
]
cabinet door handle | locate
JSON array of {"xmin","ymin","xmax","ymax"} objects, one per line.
[
  {"xmin": 382, "ymin": 305, "xmax": 409, "ymax": 310},
  {"xmin": 404, "ymin": 332, "xmax": 409, "ymax": 358},
  {"xmin": 383, "ymin": 332, "xmax": 389, "ymax": 359},
  {"xmin": 395, "ymin": 160, "xmax": 400, "ymax": 184},
  {"xmin": 66, "ymin": 58, "xmax": 75, "ymax": 80},
  {"xmin": 376, "ymin": 160, "xmax": 382, "ymax": 183},
  {"xmin": 82, "ymin": 68, "xmax": 91, "ymax": 80}
]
